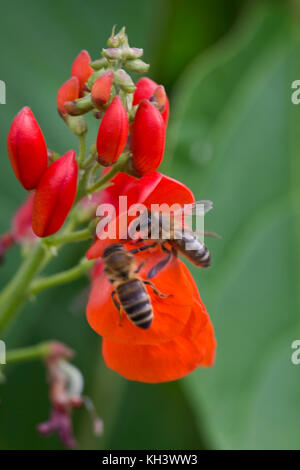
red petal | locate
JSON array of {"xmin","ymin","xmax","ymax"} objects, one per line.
[
  {"xmin": 7, "ymin": 107, "xmax": 48, "ymax": 190},
  {"xmin": 143, "ymin": 173, "xmax": 194, "ymax": 207},
  {"xmin": 71, "ymin": 50, "xmax": 93, "ymax": 95},
  {"xmin": 87, "ymin": 249, "xmax": 194, "ymax": 345},
  {"xmin": 133, "ymin": 77, "xmax": 157, "ymax": 105},
  {"xmin": 102, "ymin": 295, "xmax": 216, "ymax": 383},
  {"xmin": 91, "ymin": 71, "xmax": 113, "ymax": 108},
  {"xmin": 131, "ymin": 100, "xmax": 166, "ymax": 175},
  {"xmin": 96, "ymin": 96, "xmax": 129, "ymax": 165},
  {"xmin": 57, "ymin": 77, "xmax": 80, "ymax": 115},
  {"xmin": 32, "ymin": 151, "xmax": 78, "ymax": 237}
]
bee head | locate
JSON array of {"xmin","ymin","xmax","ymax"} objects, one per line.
[{"xmin": 103, "ymin": 243, "xmax": 124, "ymax": 258}]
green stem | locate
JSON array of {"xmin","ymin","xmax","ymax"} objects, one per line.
[
  {"xmin": 44, "ymin": 228, "xmax": 92, "ymax": 247},
  {"xmin": 86, "ymin": 152, "xmax": 130, "ymax": 194},
  {"xmin": 28, "ymin": 258, "xmax": 94, "ymax": 296},
  {"xmin": 81, "ymin": 153, "xmax": 97, "ymax": 170},
  {"xmin": 0, "ymin": 242, "xmax": 47, "ymax": 333},
  {"xmin": 78, "ymin": 134, "xmax": 86, "ymax": 167},
  {"xmin": 6, "ymin": 342, "xmax": 52, "ymax": 364}
]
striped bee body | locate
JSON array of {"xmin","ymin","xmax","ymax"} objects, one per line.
[
  {"xmin": 170, "ymin": 232, "xmax": 210, "ymax": 268},
  {"xmin": 116, "ymin": 279, "xmax": 153, "ymax": 329},
  {"xmin": 103, "ymin": 243, "xmax": 157, "ymax": 330}
]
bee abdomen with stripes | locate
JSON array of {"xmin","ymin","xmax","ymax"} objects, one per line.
[{"xmin": 116, "ymin": 279, "xmax": 153, "ymax": 329}]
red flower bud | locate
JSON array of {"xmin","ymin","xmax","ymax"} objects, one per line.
[
  {"xmin": 7, "ymin": 107, "xmax": 48, "ymax": 190},
  {"xmin": 131, "ymin": 99, "xmax": 165, "ymax": 175},
  {"xmin": 32, "ymin": 150, "xmax": 78, "ymax": 237},
  {"xmin": 91, "ymin": 71, "xmax": 114, "ymax": 109},
  {"xmin": 133, "ymin": 77, "xmax": 156, "ymax": 106},
  {"xmin": 133, "ymin": 77, "xmax": 169, "ymax": 126},
  {"xmin": 96, "ymin": 96, "xmax": 129, "ymax": 166},
  {"xmin": 57, "ymin": 77, "xmax": 80, "ymax": 115},
  {"xmin": 71, "ymin": 50, "xmax": 93, "ymax": 95}
]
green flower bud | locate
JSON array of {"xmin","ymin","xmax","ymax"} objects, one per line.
[
  {"xmin": 90, "ymin": 58, "xmax": 108, "ymax": 71},
  {"xmin": 121, "ymin": 47, "xmax": 143, "ymax": 60},
  {"xmin": 67, "ymin": 115, "xmax": 88, "ymax": 136},
  {"xmin": 114, "ymin": 69, "xmax": 135, "ymax": 93},
  {"xmin": 102, "ymin": 48, "xmax": 122, "ymax": 60},
  {"xmin": 125, "ymin": 59, "xmax": 149, "ymax": 74},
  {"xmin": 107, "ymin": 26, "xmax": 127, "ymax": 48},
  {"xmin": 64, "ymin": 95, "xmax": 93, "ymax": 116}
]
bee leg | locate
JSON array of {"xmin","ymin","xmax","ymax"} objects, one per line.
[
  {"xmin": 147, "ymin": 252, "xmax": 172, "ymax": 279},
  {"xmin": 143, "ymin": 280, "xmax": 172, "ymax": 298},
  {"xmin": 147, "ymin": 243, "xmax": 174, "ymax": 279},
  {"xmin": 111, "ymin": 291, "xmax": 123, "ymax": 325},
  {"xmin": 135, "ymin": 261, "xmax": 145, "ymax": 273},
  {"xmin": 130, "ymin": 242, "xmax": 158, "ymax": 254}
]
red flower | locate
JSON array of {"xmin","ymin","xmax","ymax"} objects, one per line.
[
  {"xmin": 131, "ymin": 100, "xmax": 166, "ymax": 176},
  {"xmin": 91, "ymin": 71, "xmax": 114, "ymax": 109},
  {"xmin": 57, "ymin": 77, "xmax": 80, "ymax": 115},
  {"xmin": 71, "ymin": 50, "xmax": 93, "ymax": 96},
  {"xmin": 0, "ymin": 193, "xmax": 36, "ymax": 261},
  {"xmin": 86, "ymin": 172, "xmax": 216, "ymax": 383},
  {"xmin": 96, "ymin": 96, "xmax": 129, "ymax": 166},
  {"xmin": 133, "ymin": 77, "xmax": 169, "ymax": 126},
  {"xmin": 32, "ymin": 150, "xmax": 78, "ymax": 237},
  {"xmin": 7, "ymin": 107, "xmax": 48, "ymax": 190}
]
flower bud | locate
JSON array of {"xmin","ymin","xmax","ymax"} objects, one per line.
[
  {"xmin": 7, "ymin": 107, "xmax": 48, "ymax": 190},
  {"xmin": 71, "ymin": 50, "xmax": 94, "ymax": 95},
  {"xmin": 125, "ymin": 59, "xmax": 149, "ymax": 74},
  {"xmin": 64, "ymin": 95, "xmax": 93, "ymax": 116},
  {"xmin": 96, "ymin": 96, "xmax": 129, "ymax": 166},
  {"xmin": 133, "ymin": 77, "xmax": 169, "ymax": 126},
  {"xmin": 32, "ymin": 150, "xmax": 78, "ymax": 237},
  {"xmin": 107, "ymin": 26, "xmax": 127, "ymax": 48},
  {"xmin": 57, "ymin": 77, "xmax": 80, "ymax": 115},
  {"xmin": 91, "ymin": 71, "xmax": 114, "ymax": 109},
  {"xmin": 152, "ymin": 85, "xmax": 167, "ymax": 111},
  {"xmin": 90, "ymin": 58, "xmax": 108, "ymax": 71},
  {"xmin": 121, "ymin": 47, "xmax": 143, "ymax": 60},
  {"xmin": 102, "ymin": 48, "xmax": 122, "ymax": 60},
  {"xmin": 66, "ymin": 116, "xmax": 88, "ymax": 136},
  {"xmin": 131, "ymin": 99, "xmax": 165, "ymax": 175},
  {"xmin": 114, "ymin": 69, "xmax": 135, "ymax": 93}
]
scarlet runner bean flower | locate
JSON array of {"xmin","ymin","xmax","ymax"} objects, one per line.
[
  {"xmin": 57, "ymin": 77, "xmax": 80, "ymax": 115},
  {"xmin": 86, "ymin": 172, "xmax": 216, "ymax": 383},
  {"xmin": 96, "ymin": 96, "xmax": 129, "ymax": 166},
  {"xmin": 133, "ymin": 77, "xmax": 170, "ymax": 126},
  {"xmin": 7, "ymin": 107, "xmax": 48, "ymax": 190},
  {"xmin": 91, "ymin": 70, "xmax": 114, "ymax": 109},
  {"xmin": 131, "ymin": 100, "xmax": 166, "ymax": 176},
  {"xmin": 32, "ymin": 150, "xmax": 78, "ymax": 237},
  {"xmin": 71, "ymin": 50, "xmax": 94, "ymax": 96}
]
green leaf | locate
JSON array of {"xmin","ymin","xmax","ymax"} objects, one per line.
[{"xmin": 168, "ymin": 2, "xmax": 300, "ymax": 449}]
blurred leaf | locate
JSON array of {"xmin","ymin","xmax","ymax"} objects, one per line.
[{"xmin": 168, "ymin": 2, "xmax": 300, "ymax": 449}]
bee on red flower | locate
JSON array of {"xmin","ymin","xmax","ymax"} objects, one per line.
[{"xmin": 86, "ymin": 172, "xmax": 216, "ymax": 383}]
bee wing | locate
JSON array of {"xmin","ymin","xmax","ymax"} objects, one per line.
[
  {"xmin": 191, "ymin": 229, "xmax": 222, "ymax": 239},
  {"xmin": 180, "ymin": 200, "xmax": 213, "ymax": 216}
]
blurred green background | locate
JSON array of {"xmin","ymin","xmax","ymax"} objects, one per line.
[{"xmin": 0, "ymin": 0, "xmax": 300, "ymax": 450}]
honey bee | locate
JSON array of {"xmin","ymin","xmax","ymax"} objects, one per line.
[
  {"xmin": 103, "ymin": 243, "xmax": 168, "ymax": 329},
  {"xmin": 128, "ymin": 200, "xmax": 217, "ymax": 278}
]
